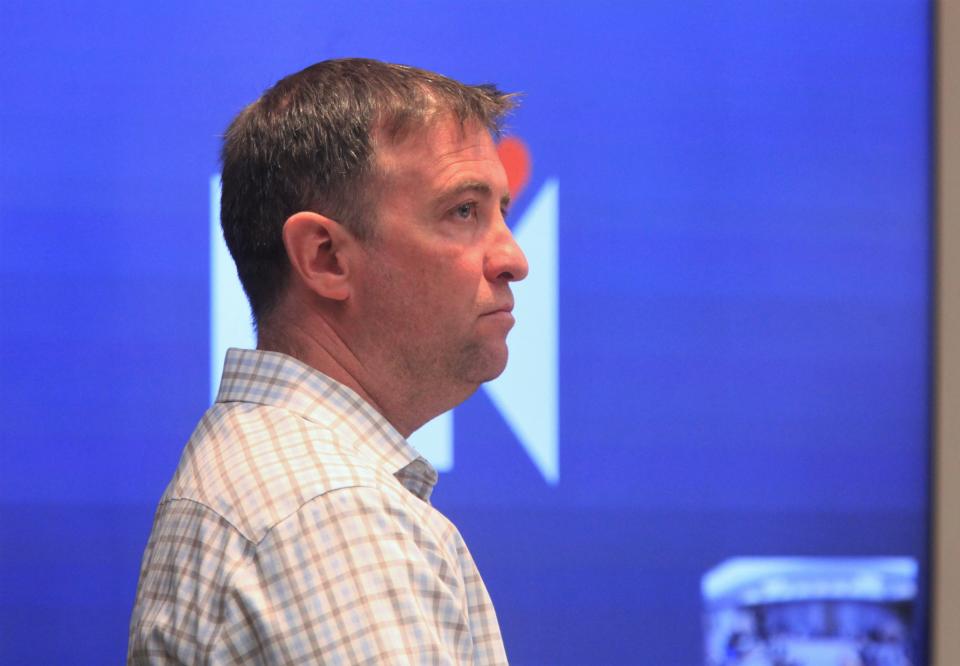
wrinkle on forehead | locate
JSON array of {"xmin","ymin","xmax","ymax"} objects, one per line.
[
  {"xmin": 372, "ymin": 114, "xmax": 493, "ymax": 180},
  {"xmin": 375, "ymin": 107, "xmax": 485, "ymax": 152}
]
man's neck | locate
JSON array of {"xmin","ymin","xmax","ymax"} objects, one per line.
[{"xmin": 257, "ymin": 315, "xmax": 450, "ymax": 438}]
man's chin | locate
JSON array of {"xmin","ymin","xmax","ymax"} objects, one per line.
[
  {"xmin": 458, "ymin": 342, "xmax": 509, "ymax": 385},
  {"xmin": 476, "ymin": 347, "xmax": 510, "ymax": 384}
]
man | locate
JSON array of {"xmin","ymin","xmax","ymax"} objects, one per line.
[{"xmin": 128, "ymin": 58, "xmax": 527, "ymax": 665}]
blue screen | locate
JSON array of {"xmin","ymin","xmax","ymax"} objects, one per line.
[{"xmin": 0, "ymin": 2, "xmax": 931, "ymax": 664}]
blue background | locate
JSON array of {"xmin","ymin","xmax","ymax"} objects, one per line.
[{"xmin": 0, "ymin": 2, "xmax": 931, "ymax": 664}]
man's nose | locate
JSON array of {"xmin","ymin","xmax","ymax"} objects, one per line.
[{"xmin": 484, "ymin": 222, "xmax": 529, "ymax": 282}]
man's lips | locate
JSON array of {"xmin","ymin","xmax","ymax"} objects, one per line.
[
  {"xmin": 480, "ymin": 303, "xmax": 516, "ymax": 329},
  {"xmin": 481, "ymin": 303, "xmax": 514, "ymax": 317}
]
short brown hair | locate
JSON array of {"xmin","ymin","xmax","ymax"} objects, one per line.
[{"xmin": 220, "ymin": 58, "xmax": 516, "ymax": 326}]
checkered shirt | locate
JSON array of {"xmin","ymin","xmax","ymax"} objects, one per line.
[{"xmin": 128, "ymin": 348, "xmax": 507, "ymax": 665}]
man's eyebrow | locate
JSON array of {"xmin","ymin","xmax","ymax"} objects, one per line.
[{"xmin": 436, "ymin": 180, "xmax": 511, "ymax": 209}]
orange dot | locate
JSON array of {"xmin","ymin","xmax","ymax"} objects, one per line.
[{"xmin": 497, "ymin": 136, "xmax": 532, "ymax": 201}]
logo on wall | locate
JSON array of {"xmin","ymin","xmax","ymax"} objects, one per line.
[{"xmin": 209, "ymin": 137, "xmax": 560, "ymax": 483}]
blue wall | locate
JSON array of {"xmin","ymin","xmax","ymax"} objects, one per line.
[{"xmin": 0, "ymin": 2, "xmax": 930, "ymax": 663}]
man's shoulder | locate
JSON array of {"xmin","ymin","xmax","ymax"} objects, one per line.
[{"xmin": 162, "ymin": 400, "xmax": 393, "ymax": 544}]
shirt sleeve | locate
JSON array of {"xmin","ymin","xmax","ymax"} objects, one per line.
[{"xmin": 213, "ymin": 485, "xmax": 479, "ymax": 666}]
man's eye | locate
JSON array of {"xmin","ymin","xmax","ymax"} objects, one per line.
[{"xmin": 454, "ymin": 202, "xmax": 477, "ymax": 220}]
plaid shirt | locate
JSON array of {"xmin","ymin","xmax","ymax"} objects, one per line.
[{"xmin": 129, "ymin": 348, "xmax": 507, "ymax": 665}]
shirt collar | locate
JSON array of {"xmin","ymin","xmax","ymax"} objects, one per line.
[{"xmin": 216, "ymin": 348, "xmax": 438, "ymax": 501}]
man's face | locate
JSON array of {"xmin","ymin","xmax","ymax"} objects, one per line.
[{"xmin": 351, "ymin": 115, "xmax": 528, "ymax": 399}]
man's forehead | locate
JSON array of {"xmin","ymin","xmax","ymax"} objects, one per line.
[
  {"xmin": 370, "ymin": 118, "xmax": 509, "ymax": 214},
  {"xmin": 373, "ymin": 115, "xmax": 494, "ymax": 169}
]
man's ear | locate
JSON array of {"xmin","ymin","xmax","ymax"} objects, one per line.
[{"xmin": 282, "ymin": 211, "xmax": 353, "ymax": 301}]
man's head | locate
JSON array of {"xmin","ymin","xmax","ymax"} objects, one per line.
[
  {"xmin": 220, "ymin": 59, "xmax": 528, "ymax": 432},
  {"xmin": 220, "ymin": 58, "xmax": 516, "ymax": 327}
]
